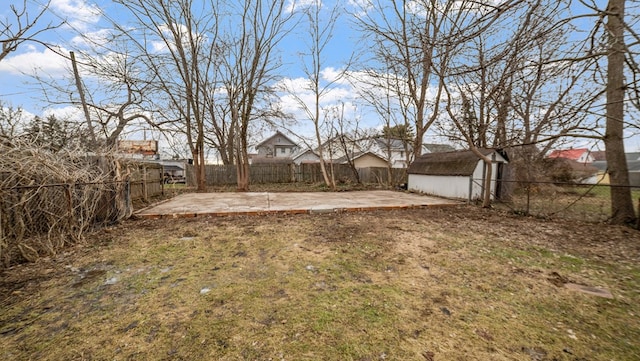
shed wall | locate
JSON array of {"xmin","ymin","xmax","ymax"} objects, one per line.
[
  {"xmin": 408, "ymin": 174, "xmax": 471, "ymax": 199},
  {"xmin": 470, "ymin": 161, "xmax": 502, "ymax": 199}
]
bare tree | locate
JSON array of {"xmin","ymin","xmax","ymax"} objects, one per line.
[
  {"xmin": 328, "ymin": 102, "xmax": 369, "ymax": 185},
  {"xmin": 280, "ymin": 0, "xmax": 346, "ymax": 189},
  {"xmin": 0, "ymin": 102, "xmax": 26, "ymax": 143},
  {"xmin": 440, "ymin": 0, "xmax": 599, "ymax": 183},
  {"xmin": 71, "ymin": 47, "xmax": 154, "ymax": 148},
  {"xmin": 354, "ymin": 0, "xmax": 468, "ymax": 161},
  {"xmin": 219, "ymin": 0, "xmax": 295, "ymax": 191},
  {"xmin": 352, "ymin": 70, "xmax": 412, "ymax": 182},
  {"xmin": 112, "ymin": 0, "xmax": 223, "ymax": 191},
  {"xmin": 0, "ymin": 0, "xmax": 63, "ymax": 62}
]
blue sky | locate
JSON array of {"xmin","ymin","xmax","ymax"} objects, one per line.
[
  {"xmin": 0, "ymin": 1, "xmax": 360, "ymax": 117},
  {"xmin": 1, "ymin": 0, "xmax": 638, "ymax": 155}
]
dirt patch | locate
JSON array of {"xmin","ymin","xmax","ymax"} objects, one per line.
[{"xmin": 1, "ymin": 206, "xmax": 639, "ymax": 360}]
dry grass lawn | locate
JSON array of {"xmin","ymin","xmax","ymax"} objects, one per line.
[{"xmin": 1, "ymin": 205, "xmax": 639, "ymax": 360}]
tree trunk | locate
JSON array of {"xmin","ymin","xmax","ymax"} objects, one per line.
[
  {"xmin": 197, "ymin": 147, "xmax": 206, "ymax": 191},
  {"xmin": 236, "ymin": 137, "xmax": 250, "ymax": 191},
  {"xmin": 236, "ymin": 160, "xmax": 249, "ymax": 192},
  {"xmin": 605, "ymin": 0, "xmax": 635, "ymax": 224},
  {"xmin": 482, "ymin": 160, "xmax": 493, "ymax": 208}
]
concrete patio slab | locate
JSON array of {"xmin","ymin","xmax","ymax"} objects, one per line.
[{"xmin": 134, "ymin": 190, "xmax": 460, "ymax": 219}]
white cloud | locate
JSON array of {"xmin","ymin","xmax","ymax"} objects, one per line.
[
  {"xmin": 275, "ymin": 67, "xmax": 379, "ymax": 138},
  {"xmin": 406, "ymin": 0, "xmax": 502, "ymax": 17},
  {"xmin": 0, "ymin": 47, "xmax": 69, "ymax": 77},
  {"xmin": 285, "ymin": 0, "xmax": 321, "ymax": 14},
  {"xmin": 347, "ymin": 0, "xmax": 373, "ymax": 17},
  {"xmin": 43, "ymin": 105, "xmax": 84, "ymax": 122},
  {"xmin": 320, "ymin": 67, "xmax": 350, "ymax": 85},
  {"xmin": 149, "ymin": 23, "xmax": 209, "ymax": 53},
  {"xmin": 70, "ymin": 29, "xmax": 114, "ymax": 48},
  {"xmin": 51, "ymin": 0, "xmax": 102, "ymax": 31}
]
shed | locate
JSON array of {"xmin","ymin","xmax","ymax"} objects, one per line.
[{"xmin": 407, "ymin": 149, "xmax": 508, "ymax": 201}]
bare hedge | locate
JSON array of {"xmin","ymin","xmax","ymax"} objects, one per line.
[{"xmin": 0, "ymin": 142, "xmax": 132, "ymax": 267}]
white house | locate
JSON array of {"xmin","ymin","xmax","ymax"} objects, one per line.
[
  {"xmin": 407, "ymin": 149, "xmax": 508, "ymax": 201},
  {"xmin": 370, "ymin": 138, "xmax": 409, "ymax": 168},
  {"xmin": 370, "ymin": 139, "xmax": 456, "ymax": 169}
]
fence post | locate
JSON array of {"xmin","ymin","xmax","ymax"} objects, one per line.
[
  {"xmin": 126, "ymin": 179, "xmax": 131, "ymax": 217},
  {"xmin": 161, "ymin": 166, "xmax": 165, "ymax": 196},
  {"xmin": 66, "ymin": 184, "xmax": 73, "ymax": 230},
  {"xmin": 637, "ymin": 198, "xmax": 640, "ymax": 229},
  {"xmin": 142, "ymin": 165, "xmax": 148, "ymax": 202},
  {"xmin": 526, "ymin": 182, "xmax": 531, "ymax": 216},
  {"xmin": 0, "ymin": 194, "xmax": 3, "ymax": 257}
]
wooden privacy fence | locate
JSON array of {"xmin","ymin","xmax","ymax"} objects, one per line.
[
  {"xmin": 186, "ymin": 163, "xmax": 407, "ymax": 186},
  {"xmin": 126, "ymin": 161, "xmax": 164, "ymax": 202}
]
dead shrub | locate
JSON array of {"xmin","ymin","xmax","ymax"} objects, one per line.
[{"xmin": 0, "ymin": 140, "xmax": 131, "ymax": 267}]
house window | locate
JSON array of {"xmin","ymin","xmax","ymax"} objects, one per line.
[
  {"xmin": 400, "ymin": 151, "xmax": 404, "ymax": 158},
  {"xmin": 280, "ymin": 147, "xmax": 286, "ymax": 154}
]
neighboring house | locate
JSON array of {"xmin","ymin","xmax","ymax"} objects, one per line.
[
  {"xmin": 629, "ymin": 160, "xmax": 640, "ymax": 187},
  {"xmin": 626, "ymin": 152, "xmax": 640, "ymax": 161},
  {"xmin": 371, "ymin": 139, "xmax": 457, "ymax": 168},
  {"xmin": 422, "ymin": 143, "xmax": 456, "ymax": 154},
  {"xmin": 548, "ymin": 148, "xmax": 594, "ymax": 163},
  {"xmin": 590, "ymin": 156, "xmax": 640, "ymax": 186},
  {"xmin": 254, "ymin": 131, "xmax": 299, "ymax": 160},
  {"xmin": 317, "ymin": 135, "xmax": 363, "ymax": 162},
  {"xmin": 257, "ymin": 130, "xmax": 456, "ymax": 169},
  {"xmin": 588, "ymin": 160, "xmax": 609, "ymax": 184},
  {"xmin": 292, "ymin": 149, "xmax": 320, "ymax": 165},
  {"xmin": 407, "ymin": 148, "xmax": 508, "ymax": 201},
  {"xmin": 372, "ymin": 138, "xmax": 409, "ymax": 168},
  {"xmin": 336, "ymin": 151, "xmax": 388, "ymax": 169}
]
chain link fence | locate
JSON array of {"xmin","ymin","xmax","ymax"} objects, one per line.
[
  {"xmin": 494, "ymin": 180, "xmax": 640, "ymax": 223},
  {"xmin": 0, "ymin": 149, "xmax": 165, "ymax": 268}
]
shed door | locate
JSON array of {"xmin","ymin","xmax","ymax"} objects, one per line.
[{"xmin": 495, "ymin": 162, "xmax": 504, "ymax": 200}]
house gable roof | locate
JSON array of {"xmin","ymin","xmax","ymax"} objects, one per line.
[
  {"xmin": 255, "ymin": 131, "xmax": 298, "ymax": 149},
  {"xmin": 408, "ymin": 148, "xmax": 505, "ymax": 176},
  {"xmin": 335, "ymin": 151, "xmax": 387, "ymax": 164},
  {"xmin": 292, "ymin": 148, "xmax": 319, "ymax": 160},
  {"xmin": 548, "ymin": 148, "xmax": 590, "ymax": 161}
]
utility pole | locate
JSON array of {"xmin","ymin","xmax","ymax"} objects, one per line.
[{"xmin": 70, "ymin": 51, "xmax": 97, "ymax": 145}]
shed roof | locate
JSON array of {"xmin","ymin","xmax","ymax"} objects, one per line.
[{"xmin": 408, "ymin": 148, "xmax": 505, "ymax": 176}]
